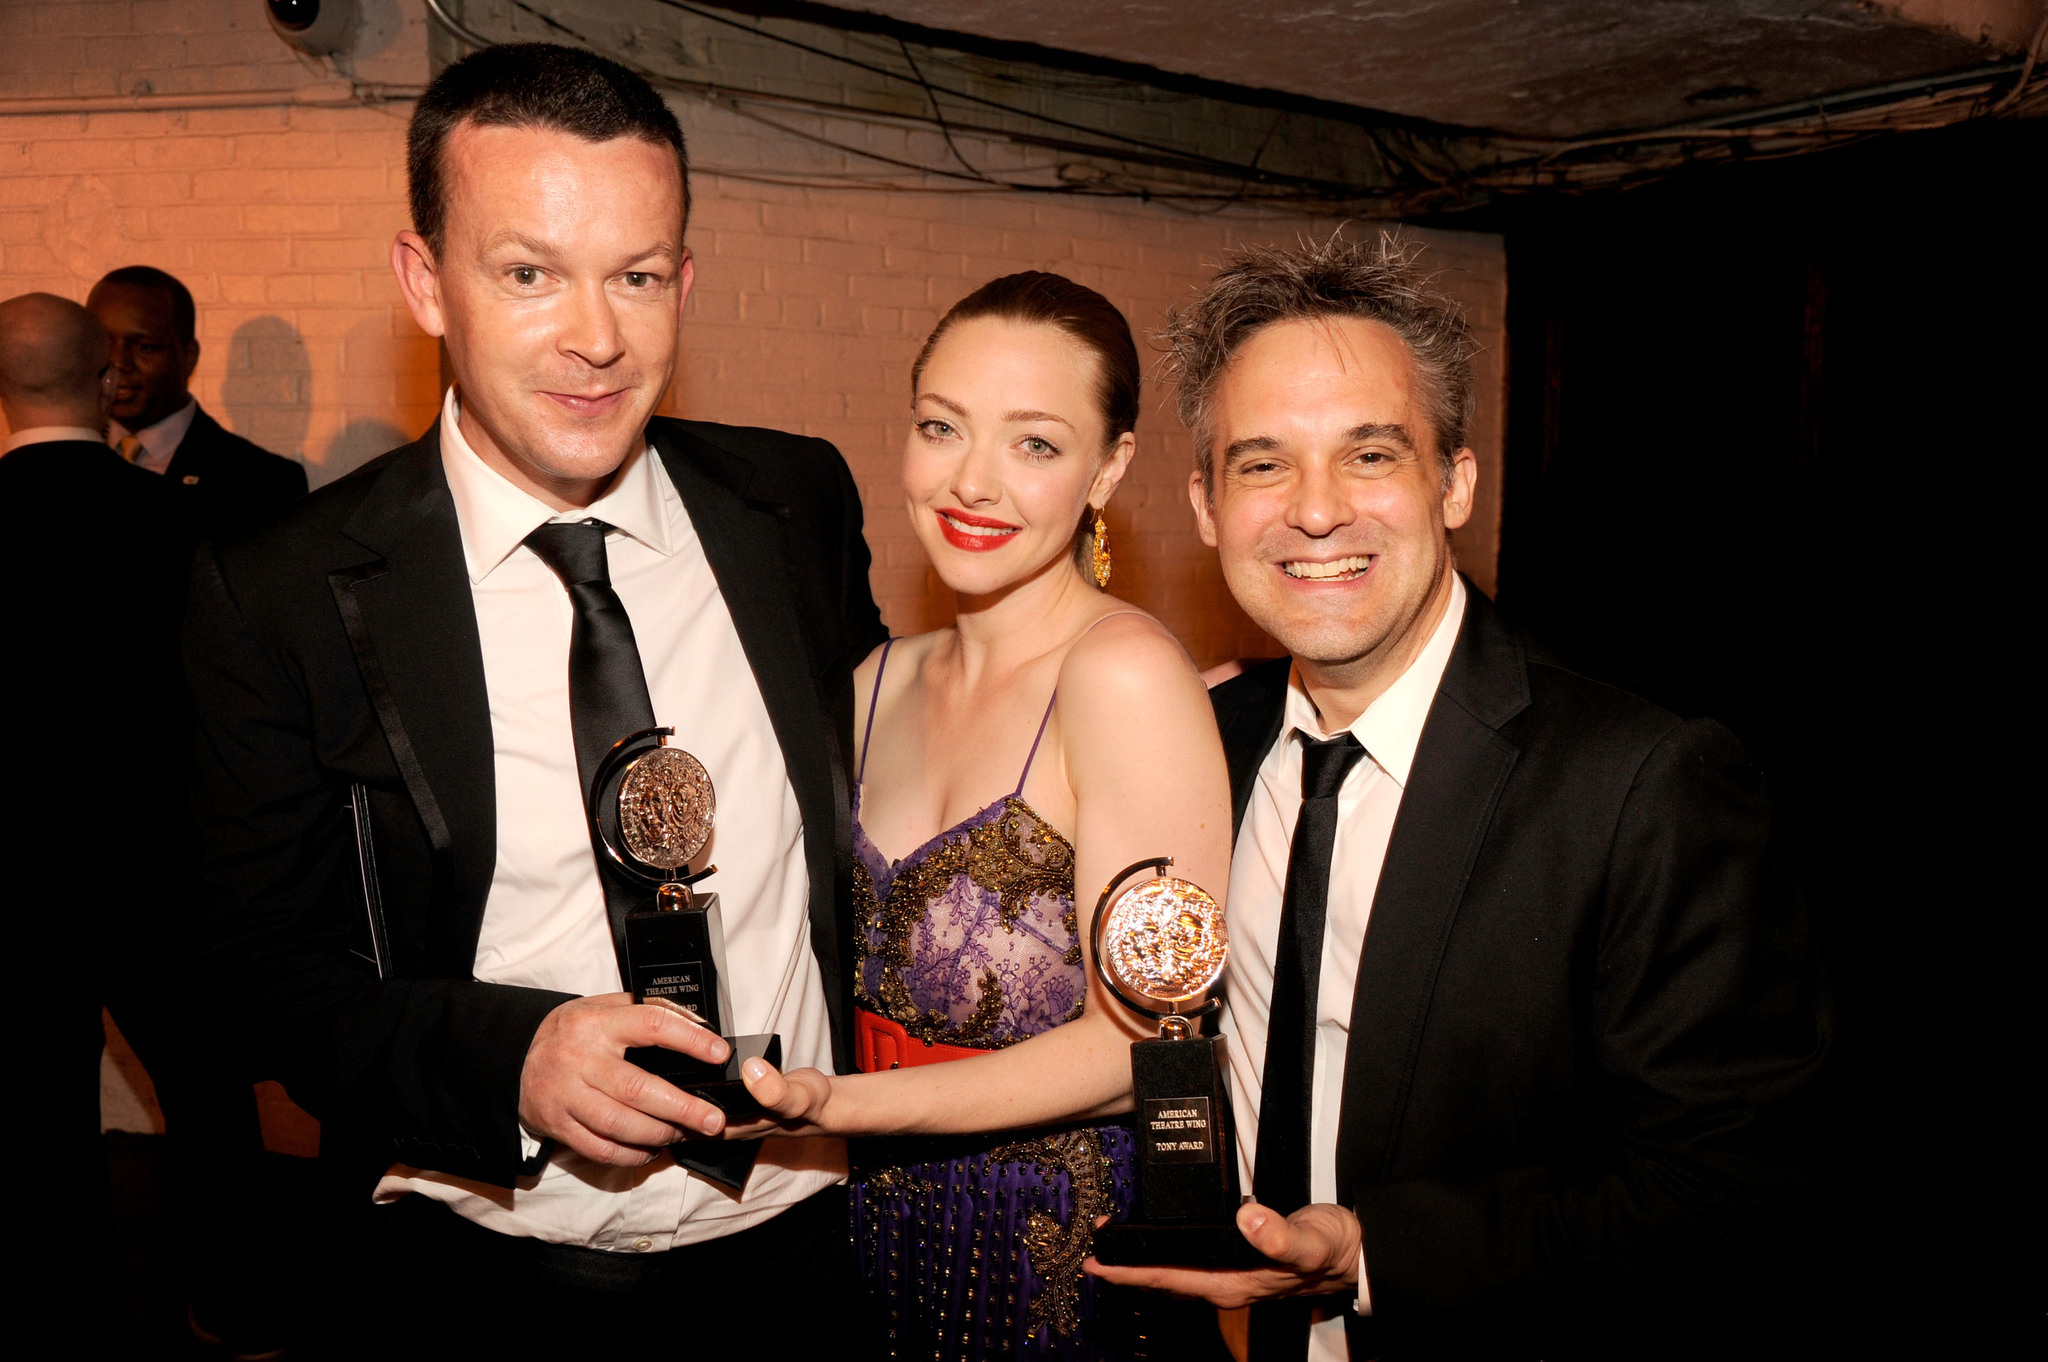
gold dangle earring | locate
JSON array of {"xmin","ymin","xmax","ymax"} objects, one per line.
[{"xmin": 1090, "ymin": 507, "xmax": 1112, "ymax": 589}]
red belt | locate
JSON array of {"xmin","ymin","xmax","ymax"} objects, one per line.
[{"xmin": 854, "ymin": 1007, "xmax": 988, "ymax": 1072}]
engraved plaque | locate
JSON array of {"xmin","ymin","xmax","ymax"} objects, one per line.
[
  {"xmin": 1142, "ymin": 1096, "xmax": 1217, "ymax": 1164},
  {"xmin": 617, "ymin": 745, "xmax": 715, "ymax": 874}
]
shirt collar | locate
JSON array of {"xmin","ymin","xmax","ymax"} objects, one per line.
[
  {"xmin": 5, "ymin": 425, "xmax": 107, "ymax": 453},
  {"xmin": 437, "ymin": 386, "xmax": 673, "ymax": 584},
  {"xmin": 1282, "ymin": 574, "xmax": 1468, "ymax": 789},
  {"xmin": 108, "ymin": 396, "xmax": 197, "ymax": 458}
]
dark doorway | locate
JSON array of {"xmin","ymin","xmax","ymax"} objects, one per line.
[{"xmin": 1465, "ymin": 116, "xmax": 2044, "ymax": 1354}]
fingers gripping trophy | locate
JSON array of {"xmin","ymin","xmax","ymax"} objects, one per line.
[
  {"xmin": 1090, "ymin": 859, "xmax": 1266, "ymax": 1268},
  {"xmin": 589, "ymin": 726, "xmax": 780, "ymax": 1119}
]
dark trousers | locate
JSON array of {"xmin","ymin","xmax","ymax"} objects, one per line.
[
  {"xmin": 106, "ymin": 949, "xmax": 276, "ymax": 1329},
  {"xmin": 322, "ymin": 1184, "xmax": 883, "ymax": 1360}
]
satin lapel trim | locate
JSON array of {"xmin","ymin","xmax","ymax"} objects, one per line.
[
  {"xmin": 328, "ymin": 437, "xmax": 497, "ymax": 972},
  {"xmin": 1333, "ymin": 611, "xmax": 1524, "ymax": 1198},
  {"xmin": 653, "ymin": 432, "xmax": 843, "ymax": 985}
]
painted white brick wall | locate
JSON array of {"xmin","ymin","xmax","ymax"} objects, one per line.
[{"xmin": 1, "ymin": 0, "xmax": 1506, "ymax": 663}]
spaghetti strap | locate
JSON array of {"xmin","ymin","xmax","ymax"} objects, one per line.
[
  {"xmin": 1013, "ymin": 612, "xmax": 1149, "ymax": 797},
  {"xmin": 1014, "ymin": 691, "xmax": 1057, "ymax": 797},
  {"xmin": 857, "ymin": 637, "xmax": 895, "ymax": 788}
]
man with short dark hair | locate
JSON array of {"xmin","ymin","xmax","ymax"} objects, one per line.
[
  {"xmin": 89, "ymin": 264, "xmax": 307, "ymax": 533},
  {"xmin": 1087, "ymin": 235, "xmax": 1829, "ymax": 1359},
  {"xmin": 183, "ymin": 43, "xmax": 885, "ymax": 1350}
]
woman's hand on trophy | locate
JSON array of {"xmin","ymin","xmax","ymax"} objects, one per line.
[
  {"xmin": 723, "ymin": 1057, "xmax": 839, "ymax": 1138},
  {"xmin": 518, "ymin": 992, "xmax": 734, "ymax": 1165}
]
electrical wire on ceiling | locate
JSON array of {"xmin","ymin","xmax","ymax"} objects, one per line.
[
  {"xmin": 422, "ymin": 0, "xmax": 2048, "ymax": 212},
  {"xmin": 423, "ymin": 0, "xmax": 1470, "ymax": 211}
]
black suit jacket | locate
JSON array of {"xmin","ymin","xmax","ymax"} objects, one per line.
[
  {"xmin": 3, "ymin": 438, "xmax": 194, "ymax": 861},
  {"xmin": 1211, "ymin": 587, "xmax": 1828, "ymax": 1355},
  {"xmin": 163, "ymin": 403, "xmax": 307, "ymax": 535},
  {"xmin": 182, "ymin": 418, "xmax": 886, "ymax": 1193}
]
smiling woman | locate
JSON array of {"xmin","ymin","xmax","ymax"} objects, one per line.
[
  {"xmin": 732, "ymin": 272, "xmax": 1233, "ymax": 1357},
  {"xmin": 907, "ymin": 270, "xmax": 1144, "ymax": 585}
]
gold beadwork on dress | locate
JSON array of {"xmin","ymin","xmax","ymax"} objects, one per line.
[
  {"xmin": 860, "ymin": 1165, "xmax": 937, "ymax": 1199},
  {"xmin": 858, "ymin": 1126, "xmax": 1110, "ymax": 1345},
  {"xmin": 855, "ymin": 797, "xmax": 1080, "ymax": 1048},
  {"xmin": 984, "ymin": 1129, "xmax": 1110, "ymax": 1341}
]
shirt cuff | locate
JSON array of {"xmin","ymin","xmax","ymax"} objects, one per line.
[
  {"xmin": 1354, "ymin": 1244, "xmax": 1372, "ymax": 1315},
  {"xmin": 518, "ymin": 1122, "xmax": 542, "ymax": 1162}
]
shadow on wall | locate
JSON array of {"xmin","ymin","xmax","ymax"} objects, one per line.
[
  {"xmin": 221, "ymin": 316, "xmax": 310, "ymax": 463},
  {"xmin": 321, "ymin": 419, "xmax": 410, "ymax": 488}
]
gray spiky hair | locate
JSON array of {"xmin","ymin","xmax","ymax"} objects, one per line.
[{"xmin": 1161, "ymin": 229, "xmax": 1478, "ymax": 495}]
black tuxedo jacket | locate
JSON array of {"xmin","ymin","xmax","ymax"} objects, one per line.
[
  {"xmin": 1211, "ymin": 587, "xmax": 1828, "ymax": 1354},
  {"xmin": 164, "ymin": 403, "xmax": 307, "ymax": 534},
  {"xmin": 182, "ymin": 418, "xmax": 886, "ymax": 1193},
  {"xmin": 4, "ymin": 438, "xmax": 194, "ymax": 864}
]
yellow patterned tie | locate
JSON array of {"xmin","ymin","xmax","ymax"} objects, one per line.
[{"xmin": 116, "ymin": 436, "xmax": 144, "ymax": 463}]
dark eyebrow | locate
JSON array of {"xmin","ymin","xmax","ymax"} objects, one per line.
[
  {"xmin": 476, "ymin": 235, "xmax": 677, "ymax": 272},
  {"xmin": 477, "ymin": 230, "xmax": 563, "ymax": 260},
  {"xmin": 1222, "ymin": 424, "xmax": 1414, "ymax": 469},
  {"xmin": 1346, "ymin": 422, "xmax": 1415, "ymax": 450},
  {"xmin": 1220, "ymin": 435, "xmax": 1282, "ymax": 467},
  {"xmin": 613, "ymin": 244, "xmax": 679, "ymax": 270},
  {"xmin": 916, "ymin": 392, "xmax": 969, "ymax": 418},
  {"xmin": 1003, "ymin": 409, "xmax": 1076, "ymax": 431}
]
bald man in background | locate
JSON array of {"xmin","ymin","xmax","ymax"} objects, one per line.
[
  {"xmin": 3, "ymin": 291, "xmax": 191, "ymax": 1346},
  {"xmin": 2, "ymin": 292, "xmax": 280, "ymax": 1357}
]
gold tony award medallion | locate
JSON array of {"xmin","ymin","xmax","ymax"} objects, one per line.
[
  {"xmin": 1088, "ymin": 859, "xmax": 1265, "ymax": 1268},
  {"xmin": 589, "ymin": 726, "xmax": 781, "ymax": 1124}
]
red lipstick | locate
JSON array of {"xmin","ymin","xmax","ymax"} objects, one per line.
[{"xmin": 934, "ymin": 507, "xmax": 1021, "ymax": 552}]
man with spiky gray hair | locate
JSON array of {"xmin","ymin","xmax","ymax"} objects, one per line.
[{"xmin": 1087, "ymin": 234, "xmax": 1828, "ymax": 1359}]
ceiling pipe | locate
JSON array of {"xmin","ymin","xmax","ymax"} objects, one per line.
[{"xmin": 0, "ymin": 81, "xmax": 424, "ymax": 119}]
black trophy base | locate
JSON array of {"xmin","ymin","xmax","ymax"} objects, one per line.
[
  {"xmin": 1092, "ymin": 1219, "xmax": 1271, "ymax": 1270},
  {"xmin": 624, "ymin": 1034, "xmax": 781, "ymax": 1123}
]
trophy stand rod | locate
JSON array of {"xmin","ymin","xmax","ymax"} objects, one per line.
[{"xmin": 654, "ymin": 865, "xmax": 717, "ymax": 912}]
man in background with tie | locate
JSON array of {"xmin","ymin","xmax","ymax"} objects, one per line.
[
  {"xmin": 183, "ymin": 43, "xmax": 885, "ymax": 1352},
  {"xmin": 1087, "ymin": 235, "xmax": 1830, "ymax": 1358},
  {"xmin": 90, "ymin": 264, "xmax": 307, "ymax": 534}
]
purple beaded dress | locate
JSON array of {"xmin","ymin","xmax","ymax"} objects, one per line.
[{"xmin": 849, "ymin": 639, "xmax": 1140, "ymax": 1360}]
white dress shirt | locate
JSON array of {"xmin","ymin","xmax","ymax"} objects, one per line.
[
  {"xmin": 373, "ymin": 387, "xmax": 845, "ymax": 1249},
  {"xmin": 4, "ymin": 425, "xmax": 106, "ymax": 453},
  {"xmin": 108, "ymin": 396, "xmax": 197, "ymax": 474},
  {"xmin": 1219, "ymin": 575, "xmax": 1467, "ymax": 1359}
]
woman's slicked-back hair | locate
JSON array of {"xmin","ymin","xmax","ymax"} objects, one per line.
[
  {"xmin": 912, "ymin": 272, "xmax": 1141, "ymax": 443},
  {"xmin": 407, "ymin": 42, "xmax": 690, "ymax": 256},
  {"xmin": 1163, "ymin": 231, "xmax": 1477, "ymax": 495}
]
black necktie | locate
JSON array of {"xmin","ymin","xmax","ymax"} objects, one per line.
[
  {"xmin": 1250, "ymin": 730, "xmax": 1368, "ymax": 1362},
  {"xmin": 524, "ymin": 520, "xmax": 657, "ymax": 973},
  {"xmin": 526, "ymin": 521, "xmax": 758, "ymax": 1189}
]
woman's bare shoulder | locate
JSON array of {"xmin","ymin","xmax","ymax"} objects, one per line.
[{"xmin": 1057, "ymin": 607, "xmax": 1203, "ymax": 709}]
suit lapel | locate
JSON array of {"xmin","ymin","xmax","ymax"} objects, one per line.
[
  {"xmin": 328, "ymin": 431, "xmax": 498, "ymax": 971},
  {"xmin": 1213, "ymin": 658, "xmax": 1292, "ymax": 836},
  {"xmin": 162, "ymin": 405, "xmax": 219, "ymax": 483},
  {"xmin": 652, "ymin": 426, "xmax": 850, "ymax": 1042},
  {"xmin": 1334, "ymin": 589, "xmax": 1530, "ymax": 1198}
]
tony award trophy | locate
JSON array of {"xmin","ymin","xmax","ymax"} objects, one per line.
[
  {"xmin": 1089, "ymin": 858, "xmax": 1266, "ymax": 1268},
  {"xmin": 589, "ymin": 726, "xmax": 780, "ymax": 1121}
]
